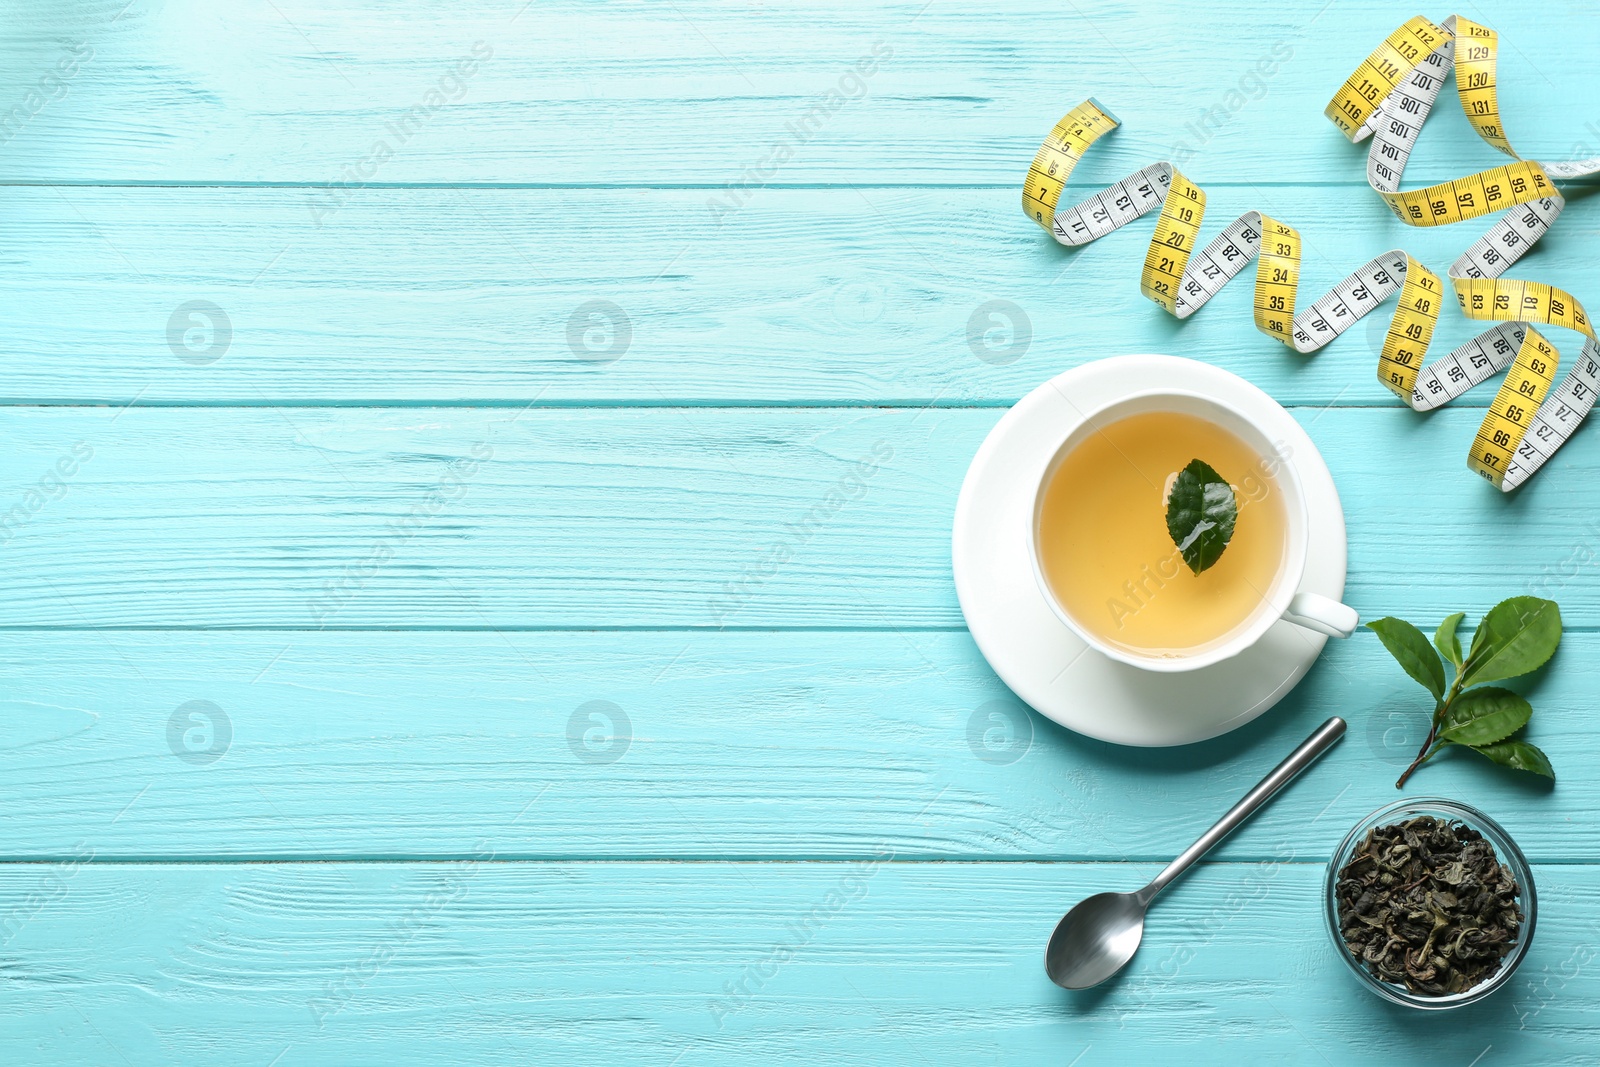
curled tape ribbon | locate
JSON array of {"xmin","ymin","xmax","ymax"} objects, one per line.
[{"xmin": 1026, "ymin": 15, "xmax": 1600, "ymax": 490}]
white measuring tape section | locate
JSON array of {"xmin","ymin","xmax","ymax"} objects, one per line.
[{"xmin": 1025, "ymin": 16, "xmax": 1600, "ymax": 489}]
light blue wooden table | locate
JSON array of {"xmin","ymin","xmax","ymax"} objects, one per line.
[{"xmin": 3, "ymin": 2, "xmax": 1598, "ymax": 1063}]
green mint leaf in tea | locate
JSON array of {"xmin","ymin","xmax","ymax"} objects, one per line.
[
  {"xmin": 1335, "ymin": 816, "xmax": 1524, "ymax": 996},
  {"xmin": 1367, "ymin": 617, "xmax": 1446, "ymax": 702},
  {"xmin": 1164, "ymin": 458, "xmax": 1237, "ymax": 575}
]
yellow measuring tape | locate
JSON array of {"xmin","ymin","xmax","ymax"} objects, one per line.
[{"xmin": 1025, "ymin": 15, "xmax": 1600, "ymax": 489}]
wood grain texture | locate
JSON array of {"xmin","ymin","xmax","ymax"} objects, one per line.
[
  {"xmin": 1, "ymin": 404, "xmax": 1598, "ymax": 628},
  {"xmin": 0, "ymin": 1, "xmax": 1591, "ymax": 185},
  {"xmin": 6, "ymin": 183, "xmax": 1600, "ymax": 405},
  {"xmin": 0, "ymin": 861, "xmax": 1594, "ymax": 1066},
  {"xmin": 0, "ymin": 629, "xmax": 1586, "ymax": 863}
]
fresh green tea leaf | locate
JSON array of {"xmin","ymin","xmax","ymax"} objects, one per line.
[
  {"xmin": 1460, "ymin": 597, "xmax": 1562, "ymax": 689},
  {"xmin": 1465, "ymin": 612, "xmax": 1492, "ymax": 665},
  {"xmin": 1438, "ymin": 686, "xmax": 1532, "ymax": 747},
  {"xmin": 1434, "ymin": 612, "xmax": 1465, "ymax": 667},
  {"xmin": 1466, "ymin": 739, "xmax": 1555, "ymax": 781},
  {"xmin": 1389, "ymin": 598, "xmax": 1563, "ymax": 791},
  {"xmin": 1165, "ymin": 459, "xmax": 1238, "ymax": 575},
  {"xmin": 1367, "ymin": 617, "xmax": 1446, "ymax": 702}
]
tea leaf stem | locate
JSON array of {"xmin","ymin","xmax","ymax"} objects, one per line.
[{"xmin": 1395, "ymin": 678, "xmax": 1465, "ymax": 789}]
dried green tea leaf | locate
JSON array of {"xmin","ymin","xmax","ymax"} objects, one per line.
[
  {"xmin": 1468, "ymin": 739, "xmax": 1555, "ymax": 781},
  {"xmin": 1164, "ymin": 458, "xmax": 1237, "ymax": 575},
  {"xmin": 1334, "ymin": 816, "xmax": 1523, "ymax": 996},
  {"xmin": 1438, "ymin": 686, "xmax": 1531, "ymax": 747},
  {"xmin": 1434, "ymin": 611, "xmax": 1466, "ymax": 667},
  {"xmin": 1367, "ymin": 617, "xmax": 1446, "ymax": 702},
  {"xmin": 1461, "ymin": 597, "xmax": 1561, "ymax": 689}
]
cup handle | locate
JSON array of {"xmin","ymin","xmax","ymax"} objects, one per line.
[{"xmin": 1282, "ymin": 592, "xmax": 1359, "ymax": 638}]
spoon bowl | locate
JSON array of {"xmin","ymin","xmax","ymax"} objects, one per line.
[{"xmin": 1044, "ymin": 890, "xmax": 1147, "ymax": 989}]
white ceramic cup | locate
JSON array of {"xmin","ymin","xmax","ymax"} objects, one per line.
[{"xmin": 1028, "ymin": 387, "xmax": 1359, "ymax": 672}]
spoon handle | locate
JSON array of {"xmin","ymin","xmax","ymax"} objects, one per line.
[{"xmin": 1138, "ymin": 716, "xmax": 1346, "ymax": 904}]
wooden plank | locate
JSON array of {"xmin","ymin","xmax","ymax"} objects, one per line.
[
  {"xmin": 0, "ymin": 2, "xmax": 1586, "ymax": 185},
  {"xmin": 5, "ymin": 184, "xmax": 1596, "ymax": 405},
  {"xmin": 0, "ymin": 629, "xmax": 1588, "ymax": 862},
  {"xmin": 0, "ymin": 404, "xmax": 1597, "ymax": 629},
  {"xmin": 0, "ymin": 860, "xmax": 1591, "ymax": 1064}
]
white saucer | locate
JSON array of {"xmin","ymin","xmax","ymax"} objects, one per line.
[{"xmin": 952, "ymin": 355, "xmax": 1349, "ymax": 747}]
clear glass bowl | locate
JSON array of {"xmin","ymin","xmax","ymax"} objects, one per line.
[{"xmin": 1324, "ymin": 797, "xmax": 1536, "ymax": 1010}]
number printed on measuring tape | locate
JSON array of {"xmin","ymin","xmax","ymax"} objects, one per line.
[{"xmin": 1025, "ymin": 15, "xmax": 1600, "ymax": 490}]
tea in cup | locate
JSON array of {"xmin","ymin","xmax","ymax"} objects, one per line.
[{"xmin": 1030, "ymin": 390, "xmax": 1357, "ymax": 671}]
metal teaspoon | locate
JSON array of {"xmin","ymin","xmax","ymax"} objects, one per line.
[{"xmin": 1045, "ymin": 716, "xmax": 1347, "ymax": 989}]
